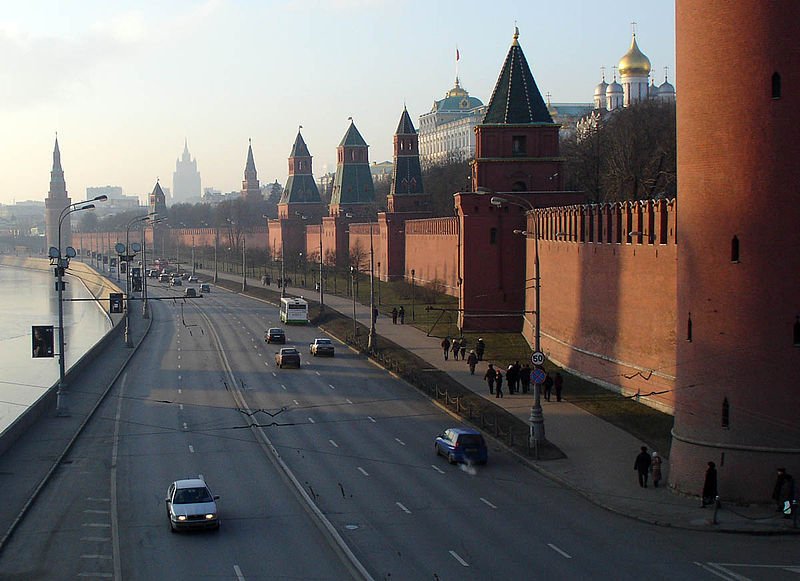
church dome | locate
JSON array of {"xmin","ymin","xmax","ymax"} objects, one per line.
[
  {"xmin": 618, "ymin": 35, "xmax": 651, "ymax": 77},
  {"xmin": 659, "ymin": 80, "xmax": 675, "ymax": 95},
  {"xmin": 606, "ymin": 80, "xmax": 623, "ymax": 95},
  {"xmin": 594, "ymin": 80, "xmax": 608, "ymax": 97}
]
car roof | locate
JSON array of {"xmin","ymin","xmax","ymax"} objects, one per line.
[
  {"xmin": 269, "ymin": 327, "xmax": 285, "ymax": 332},
  {"xmin": 447, "ymin": 428, "xmax": 482, "ymax": 436},
  {"xmin": 174, "ymin": 478, "xmax": 208, "ymax": 489},
  {"xmin": 280, "ymin": 347, "xmax": 298, "ymax": 353},
  {"xmin": 315, "ymin": 338, "xmax": 332, "ymax": 342}
]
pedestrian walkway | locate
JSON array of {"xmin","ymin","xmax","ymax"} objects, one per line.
[{"xmin": 209, "ymin": 270, "xmax": 798, "ymax": 533}]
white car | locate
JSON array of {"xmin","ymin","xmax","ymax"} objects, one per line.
[
  {"xmin": 309, "ymin": 338, "xmax": 335, "ymax": 357},
  {"xmin": 165, "ymin": 478, "xmax": 220, "ymax": 532}
]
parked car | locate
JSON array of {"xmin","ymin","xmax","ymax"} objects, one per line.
[
  {"xmin": 275, "ymin": 347, "xmax": 301, "ymax": 368},
  {"xmin": 184, "ymin": 287, "xmax": 197, "ymax": 298},
  {"xmin": 165, "ymin": 478, "xmax": 220, "ymax": 532},
  {"xmin": 200, "ymin": 283, "xmax": 211, "ymax": 293},
  {"xmin": 434, "ymin": 428, "xmax": 488, "ymax": 465},
  {"xmin": 171, "ymin": 278, "xmax": 182, "ymax": 286},
  {"xmin": 309, "ymin": 338, "xmax": 335, "ymax": 357},
  {"xmin": 265, "ymin": 327, "xmax": 286, "ymax": 344}
]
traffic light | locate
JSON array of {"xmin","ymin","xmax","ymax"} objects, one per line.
[
  {"xmin": 109, "ymin": 292, "xmax": 124, "ymax": 314},
  {"xmin": 32, "ymin": 326, "xmax": 55, "ymax": 358}
]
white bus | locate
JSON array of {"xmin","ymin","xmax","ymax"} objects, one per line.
[{"xmin": 279, "ymin": 297, "xmax": 309, "ymax": 324}]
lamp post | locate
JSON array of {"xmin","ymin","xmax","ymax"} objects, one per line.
[
  {"xmin": 281, "ymin": 245, "xmax": 287, "ymax": 298},
  {"xmin": 213, "ymin": 225, "xmax": 219, "ymax": 283},
  {"xmin": 241, "ymin": 232, "xmax": 247, "ymax": 292},
  {"xmin": 142, "ymin": 216, "xmax": 164, "ymax": 319},
  {"xmin": 318, "ymin": 227, "xmax": 324, "ymax": 309},
  {"xmin": 368, "ymin": 221, "xmax": 376, "ymax": 351},
  {"xmin": 350, "ymin": 266, "xmax": 358, "ymax": 338},
  {"xmin": 122, "ymin": 213, "xmax": 155, "ymax": 347},
  {"xmin": 377, "ymin": 262, "xmax": 381, "ymax": 306},
  {"xmin": 410, "ymin": 268, "xmax": 416, "ymax": 322},
  {"xmin": 489, "ymin": 193, "xmax": 546, "ymax": 450},
  {"xmin": 53, "ymin": 195, "xmax": 107, "ymax": 415}
]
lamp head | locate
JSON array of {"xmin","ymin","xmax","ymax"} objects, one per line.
[
  {"xmin": 490, "ymin": 197, "xmax": 504, "ymax": 207},
  {"xmin": 93, "ymin": 195, "xmax": 108, "ymax": 202}
]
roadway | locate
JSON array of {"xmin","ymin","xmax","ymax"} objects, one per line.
[{"xmin": 0, "ymin": 278, "xmax": 796, "ymax": 580}]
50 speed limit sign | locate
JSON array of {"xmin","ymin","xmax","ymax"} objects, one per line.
[{"xmin": 531, "ymin": 351, "xmax": 545, "ymax": 366}]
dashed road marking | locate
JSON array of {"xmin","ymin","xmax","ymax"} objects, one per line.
[
  {"xmin": 179, "ymin": 404, "xmax": 184, "ymax": 411},
  {"xmin": 548, "ymin": 544, "xmax": 572, "ymax": 559},
  {"xmin": 480, "ymin": 497, "xmax": 497, "ymax": 509},
  {"xmin": 189, "ymin": 445, "xmax": 195, "ymax": 453},
  {"xmin": 449, "ymin": 551, "xmax": 469, "ymax": 567},
  {"xmin": 316, "ymin": 371, "xmax": 321, "ymax": 376},
  {"xmin": 346, "ymin": 398, "xmax": 353, "ymax": 404},
  {"xmin": 395, "ymin": 438, "xmax": 406, "ymax": 446},
  {"xmin": 77, "ymin": 573, "xmax": 113, "ymax": 578},
  {"xmin": 86, "ymin": 498, "xmax": 110, "ymax": 503},
  {"xmin": 281, "ymin": 384, "xmax": 287, "ymax": 390},
  {"xmin": 177, "ymin": 388, "xmax": 182, "ymax": 394},
  {"xmin": 234, "ymin": 564, "xmax": 245, "ymax": 581},
  {"xmin": 432, "ymin": 465, "xmax": 445, "ymax": 474},
  {"xmin": 329, "ymin": 440, "xmax": 339, "ymax": 448},
  {"xmin": 182, "ymin": 422, "xmax": 189, "ymax": 431},
  {"xmin": 81, "ymin": 537, "xmax": 110, "ymax": 542},
  {"xmin": 396, "ymin": 502, "xmax": 411, "ymax": 514},
  {"xmin": 308, "ymin": 417, "xmax": 315, "ymax": 424},
  {"xmin": 82, "ymin": 523, "xmax": 111, "ymax": 528},
  {"xmin": 81, "ymin": 555, "xmax": 112, "ymax": 560},
  {"xmin": 328, "ymin": 384, "xmax": 336, "ymax": 390},
  {"xmin": 368, "ymin": 416, "xmax": 376, "ymax": 423},
  {"xmin": 357, "ymin": 467, "xmax": 369, "ymax": 476},
  {"xmin": 293, "ymin": 400, "xmax": 299, "ymax": 406},
  {"xmin": 83, "ymin": 509, "xmax": 109, "ymax": 515}
]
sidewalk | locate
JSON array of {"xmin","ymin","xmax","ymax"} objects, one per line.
[{"xmin": 208, "ymin": 270, "xmax": 798, "ymax": 534}]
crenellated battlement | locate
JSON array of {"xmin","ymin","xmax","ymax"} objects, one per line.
[
  {"xmin": 534, "ymin": 198, "xmax": 677, "ymax": 244},
  {"xmin": 405, "ymin": 217, "xmax": 458, "ymax": 236}
]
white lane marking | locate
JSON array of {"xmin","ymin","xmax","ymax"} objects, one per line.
[
  {"xmin": 178, "ymin": 375, "xmax": 182, "ymax": 381},
  {"xmin": 81, "ymin": 537, "xmax": 110, "ymax": 542},
  {"xmin": 81, "ymin": 554, "xmax": 112, "ymax": 560},
  {"xmin": 86, "ymin": 498, "xmax": 110, "ymax": 502},
  {"xmin": 293, "ymin": 400, "xmax": 299, "ymax": 405},
  {"xmin": 177, "ymin": 364, "xmax": 181, "ymax": 369},
  {"xmin": 281, "ymin": 384, "xmax": 287, "ymax": 390},
  {"xmin": 177, "ymin": 388, "xmax": 182, "ymax": 394},
  {"xmin": 83, "ymin": 509, "xmax": 110, "ymax": 515},
  {"xmin": 396, "ymin": 502, "xmax": 411, "ymax": 514},
  {"xmin": 272, "ymin": 372, "xmax": 277, "ymax": 377},
  {"xmin": 329, "ymin": 440, "xmax": 339, "ymax": 448},
  {"xmin": 547, "ymin": 543, "xmax": 572, "ymax": 559},
  {"xmin": 699, "ymin": 563, "xmax": 754, "ymax": 581},
  {"xmin": 179, "ymin": 404, "xmax": 184, "ymax": 410},
  {"xmin": 395, "ymin": 438, "xmax": 406, "ymax": 446},
  {"xmin": 308, "ymin": 417, "xmax": 315, "ymax": 424},
  {"xmin": 480, "ymin": 497, "xmax": 497, "ymax": 509},
  {"xmin": 432, "ymin": 465, "xmax": 445, "ymax": 474},
  {"xmin": 234, "ymin": 564, "xmax": 245, "ymax": 581},
  {"xmin": 77, "ymin": 573, "xmax": 113, "ymax": 578},
  {"xmin": 368, "ymin": 416, "xmax": 376, "ymax": 423},
  {"xmin": 177, "ymin": 355, "xmax": 181, "ymax": 360},
  {"xmin": 449, "ymin": 550, "xmax": 469, "ymax": 567},
  {"xmin": 328, "ymin": 384, "xmax": 335, "ymax": 390},
  {"xmin": 346, "ymin": 398, "xmax": 353, "ymax": 404},
  {"xmin": 83, "ymin": 523, "xmax": 111, "ymax": 528},
  {"xmin": 316, "ymin": 371, "xmax": 321, "ymax": 376},
  {"xmin": 182, "ymin": 422, "xmax": 188, "ymax": 431},
  {"xmin": 188, "ymin": 445, "xmax": 195, "ymax": 453},
  {"xmin": 357, "ymin": 467, "xmax": 369, "ymax": 476}
]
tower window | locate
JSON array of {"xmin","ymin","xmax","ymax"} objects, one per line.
[
  {"xmin": 772, "ymin": 72, "xmax": 781, "ymax": 99},
  {"xmin": 731, "ymin": 235, "xmax": 740, "ymax": 263},
  {"xmin": 512, "ymin": 135, "xmax": 527, "ymax": 155},
  {"xmin": 794, "ymin": 316, "xmax": 800, "ymax": 346},
  {"xmin": 687, "ymin": 312, "xmax": 693, "ymax": 342},
  {"xmin": 490, "ymin": 227, "xmax": 497, "ymax": 244},
  {"xmin": 722, "ymin": 398, "xmax": 730, "ymax": 428}
]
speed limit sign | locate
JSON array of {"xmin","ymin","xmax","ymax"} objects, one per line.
[{"xmin": 531, "ymin": 351, "xmax": 545, "ymax": 366}]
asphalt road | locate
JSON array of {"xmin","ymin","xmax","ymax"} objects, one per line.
[{"xmin": 1, "ymin": 280, "xmax": 797, "ymax": 580}]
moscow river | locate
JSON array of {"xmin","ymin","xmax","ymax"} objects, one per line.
[{"xmin": 0, "ymin": 264, "xmax": 112, "ymax": 433}]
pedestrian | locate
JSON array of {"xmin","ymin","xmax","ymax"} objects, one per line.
[
  {"xmin": 441, "ymin": 337, "xmax": 451, "ymax": 361},
  {"xmin": 506, "ymin": 363, "xmax": 517, "ymax": 394},
  {"xmin": 495, "ymin": 368, "xmax": 504, "ymax": 398},
  {"xmin": 451, "ymin": 338, "xmax": 460, "ymax": 360},
  {"xmin": 459, "ymin": 337, "xmax": 467, "ymax": 360},
  {"xmin": 651, "ymin": 452, "xmax": 663, "ymax": 488},
  {"xmin": 391, "ymin": 307, "xmax": 398, "ymax": 324},
  {"xmin": 634, "ymin": 445, "xmax": 651, "ymax": 488},
  {"xmin": 554, "ymin": 372, "xmax": 564, "ymax": 401},
  {"xmin": 467, "ymin": 350, "xmax": 478, "ymax": 375},
  {"xmin": 520, "ymin": 363, "xmax": 531, "ymax": 394},
  {"xmin": 772, "ymin": 468, "xmax": 795, "ymax": 517},
  {"xmin": 701, "ymin": 461, "xmax": 718, "ymax": 507},
  {"xmin": 398, "ymin": 306, "xmax": 405, "ymax": 324},
  {"xmin": 476, "ymin": 337, "xmax": 485, "ymax": 361},
  {"xmin": 484, "ymin": 364, "xmax": 495, "ymax": 394},
  {"xmin": 543, "ymin": 373, "xmax": 554, "ymax": 401}
]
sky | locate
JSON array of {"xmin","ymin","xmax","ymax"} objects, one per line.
[{"xmin": 0, "ymin": 0, "xmax": 676, "ymax": 206}]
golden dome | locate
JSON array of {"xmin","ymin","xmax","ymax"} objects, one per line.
[{"xmin": 618, "ymin": 35, "xmax": 651, "ymax": 77}]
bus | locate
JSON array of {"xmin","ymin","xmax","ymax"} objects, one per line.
[{"xmin": 280, "ymin": 297, "xmax": 309, "ymax": 324}]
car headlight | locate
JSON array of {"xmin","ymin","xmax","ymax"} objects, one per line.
[
  {"xmin": 177, "ymin": 515, "xmax": 187, "ymax": 521},
  {"xmin": 205, "ymin": 513, "xmax": 216, "ymax": 520}
]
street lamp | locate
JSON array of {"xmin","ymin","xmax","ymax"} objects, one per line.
[
  {"xmin": 368, "ymin": 221, "xmax": 376, "ymax": 352},
  {"xmin": 142, "ymin": 215, "xmax": 164, "ymax": 319},
  {"xmin": 350, "ymin": 265, "xmax": 358, "ymax": 338},
  {"xmin": 410, "ymin": 268, "xmax": 416, "ymax": 322},
  {"xmin": 241, "ymin": 232, "xmax": 247, "ymax": 292},
  {"xmin": 52, "ymin": 194, "xmax": 107, "ymax": 415},
  {"xmin": 490, "ymin": 194, "xmax": 547, "ymax": 451},
  {"xmin": 121, "ymin": 213, "xmax": 155, "ymax": 347}
]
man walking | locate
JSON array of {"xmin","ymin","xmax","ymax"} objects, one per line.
[
  {"xmin": 441, "ymin": 337, "xmax": 451, "ymax": 361},
  {"xmin": 391, "ymin": 307, "xmax": 398, "ymax": 324},
  {"xmin": 398, "ymin": 306, "xmax": 405, "ymax": 324},
  {"xmin": 634, "ymin": 446, "xmax": 652, "ymax": 488},
  {"xmin": 484, "ymin": 364, "xmax": 496, "ymax": 394}
]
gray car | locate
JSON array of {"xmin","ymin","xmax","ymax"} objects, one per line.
[{"xmin": 165, "ymin": 478, "xmax": 220, "ymax": 532}]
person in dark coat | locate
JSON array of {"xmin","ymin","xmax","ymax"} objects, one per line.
[
  {"xmin": 520, "ymin": 364, "xmax": 531, "ymax": 394},
  {"xmin": 772, "ymin": 468, "xmax": 795, "ymax": 516},
  {"xmin": 459, "ymin": 337, "xmax": 467, "ymax": 360},
  {"xmin": 634, "ymin": 446, "xmax": 651, "ymax": 488},
  {"xmin": 543, "ymin": 373, "xmax": 554, "ymax": 402},
  {"xmin": 475, "ymin": 338, "xmax": 485, "ymax": 361},
  {"xmin": 484, "ymin": 364, "xmax": 496, "ymax": 394},
  {"xmin": 451, "ymin": 338, "xmax": 460, "ymax": 360},
  {"xmin": 391, "ymin": 307, "xmax": 398, "ymax": 324},
  {"xmin": 441, "ymin": 337, "xmax": 451, "ymax": 361},
  {"xmin": 398, "ymin": 306, "xmax": 405, "ymax": 324},
  {"xmin": 466, "ymin": 350, "xmax": 478, "ymax": 375},
  {"xmin": 701, "ymin": 461, "xmax": 718, "ymax": 507},
  {"xmin": 495, "ymin": 368, "xmax": 504, "ymax": 398},
  {"xmin": 554, "ymin": 372, "xmax": 564, "ymax": 401}
]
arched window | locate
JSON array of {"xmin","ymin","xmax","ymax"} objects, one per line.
[
  {"xmin": 687, "ymin": 312, "xmax": 693, "ymax": 342},
  {"xmin": 772, "ymin": 72, "xmax": 781, "ymax": 99},
  {"xmin": 722, "ymin": 398, "xmax": 730, "ymax": 428},
  {"xmin": 794, "ymin": 316, "xmax": 800, "ymax": 347},
  {"xmin": 731, "ymin": 235, "xmax": 739, "ymax": 263},
  {"xmin": 490, "ymin": 227, "xmax": 497, "ymax": 244}
]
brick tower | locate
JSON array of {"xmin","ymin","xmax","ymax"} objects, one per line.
[
  {"xmin": 278, "ymin": 130, "xmax": 324, "ymax": 221},
  {"xmin": 387, "ymin": 107, "xmax": 428, "ymax": 214},
  {"xmin": 670, "ymin": 1, "xmax": 800, "ymax": 501},
  {"xmin": 45, "ymin": 136, "xmax": 71, "ymax": 251},
  {"xmin": 329, "ymin": 119, "xmax": 375, "ymax": 218}
]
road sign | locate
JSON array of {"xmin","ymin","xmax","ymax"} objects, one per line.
[
  {"xmin": 532, "ymin": 368, "xmax": 547, "ymax": 384},
  {"xmin": 531, "ymin": 351, "xmax": 545, "ymax": 366}
]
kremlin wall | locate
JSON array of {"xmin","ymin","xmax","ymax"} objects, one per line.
[{"xmin": 66, "ymin": 2, "xmax": 799, "ymax": 503}]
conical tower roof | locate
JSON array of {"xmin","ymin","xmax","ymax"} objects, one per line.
[
  {"xmin": 245, "ymin": 141, "xmax": 257, "ymax": 174},
  {"xmin": 290, "ymin": 130, "xmax": 311, "ymax": 157},
  {"xmin": 338, "ymin": 120, "xmax": 368, "ymax": 147},
  {"xmin": 395, "ymin": 107, "xmax": 417, "ymax": 135},
  {"xmin": 53, "ymin": 136, "xmax": 63, "ymax": 172},
  {"xmin": 483, "ymin": 28, "xmax": 553, "ymax": 124}
]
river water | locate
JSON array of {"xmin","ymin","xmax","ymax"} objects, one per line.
[{"xmin": 0, "ymin": 264, "xmax": 112, "ymax": 433}]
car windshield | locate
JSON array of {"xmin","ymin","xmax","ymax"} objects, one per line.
[
  {"xmin": 270, "ymin": 329, "xmax": 284, "ymax": 334},
  {"xmin": 316, "ymin": 339, "xmax": 332, "ymax": 345},
  {"xmin": 282, "ymin": 348, "xmax": 298, "ymax": 354},
  {"xmin": 173, "ymin": 486, "xmax": 213, "ymax": 504}
]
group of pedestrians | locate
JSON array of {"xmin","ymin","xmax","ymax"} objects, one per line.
[
  {"xmin": 390, "ymin": 306, "xmax": 405, "ymax": 324},
  {"xmin": 440, "ymin": 336, "xmax": 469, "ymax": 361}
]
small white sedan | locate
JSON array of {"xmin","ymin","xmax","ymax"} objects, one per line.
[
  {"xmin": 310, "ymin": 338, "xmax": 335, "ymax": 357},
  {"xmin": 165, "ymin": 478, "xmax": 220, "ymax": 532}
]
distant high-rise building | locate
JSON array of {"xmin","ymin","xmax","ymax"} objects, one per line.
[
  {"xmin": 86, "ymin": 186, "xmax": 123, "ymax": 201},
  {"xmin": 45, "ymin": 136, "xmax": 71, "ymax": 250},
  {"xmin": 172, "ymin": 139, "xmax": 201, "ymax": 204},
  {"xmin": 418, "ymin": 78, "xmax": 486, "ymax": 167}
]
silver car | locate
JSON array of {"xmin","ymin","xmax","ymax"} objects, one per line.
[{"xmin": 165, "ymin": 478, "xmax": 220, "ymax": 532}]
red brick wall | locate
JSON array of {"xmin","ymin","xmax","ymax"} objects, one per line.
[{"xmin": 404, "ymin": 217, "xmax": 459, "ymax": 294}]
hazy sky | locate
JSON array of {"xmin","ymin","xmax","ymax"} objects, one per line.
[{"xmin": 0, "ymin": 0, "xmax": 675, "ymax": 206}]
